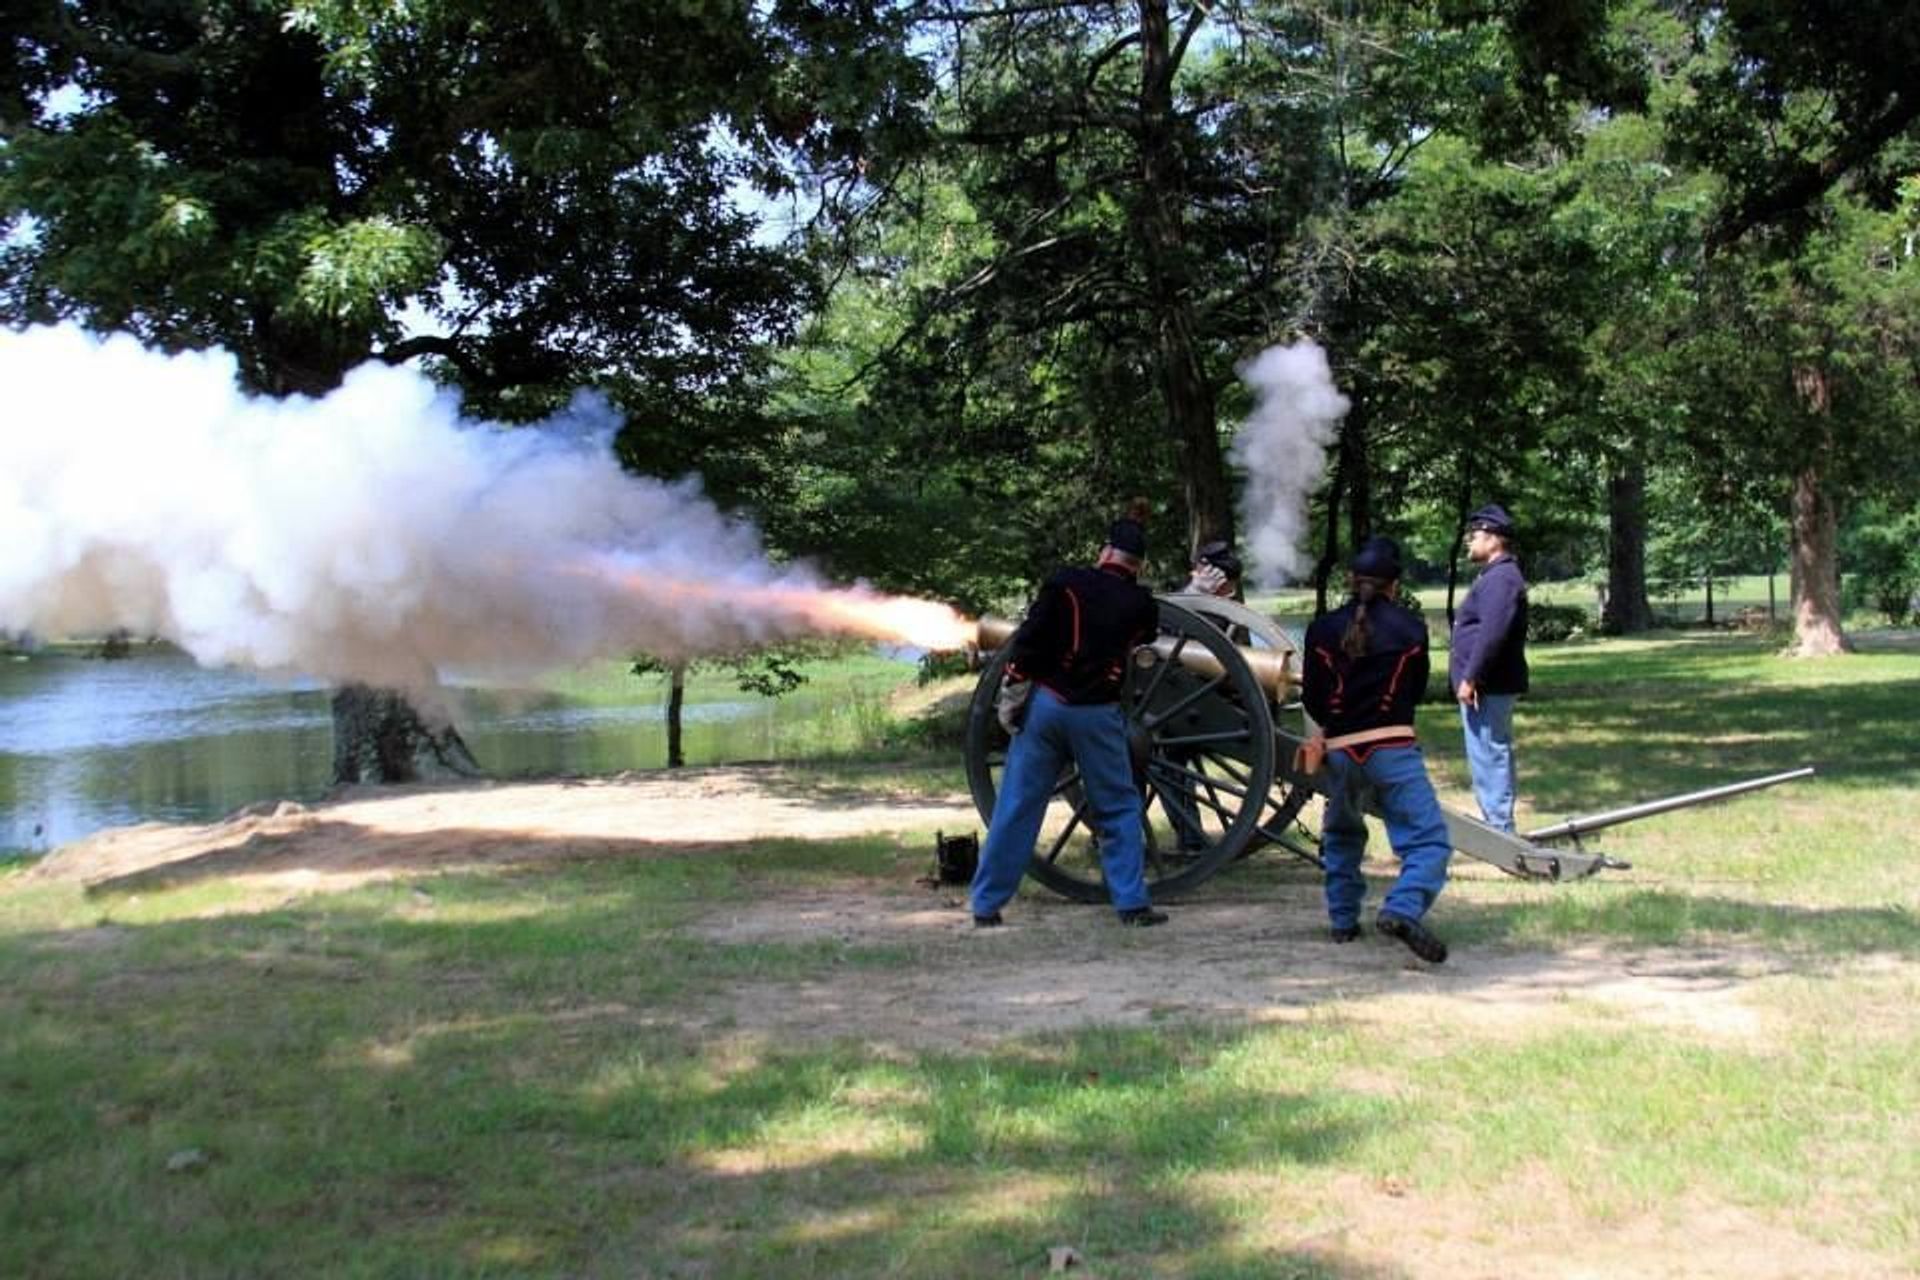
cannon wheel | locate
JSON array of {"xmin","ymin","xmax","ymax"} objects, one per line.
[
  {"xmin": 1160, "ymin": 593, "xmax": 1320, "ymax": 863},
  {"xmin": 964, "ymin": 599, "xmax": 1278, "ymax": 903}
]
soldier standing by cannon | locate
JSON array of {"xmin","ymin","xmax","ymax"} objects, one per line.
[
  {"xmin": 1299, "ymin": 537, "xmax": 1453, "ymax": 963},
  {"xmin": 969, "ymin": 503, "xmax": 1171, "ymax": 928},
  {"xmin": 1451, "ymin": 503, "xmax": 1529, "ymax": 833}
]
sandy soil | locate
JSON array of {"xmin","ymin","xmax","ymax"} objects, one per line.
[{"xmin": 26, "ymin": 764, "xmax": 1909, "ymax": 1279}]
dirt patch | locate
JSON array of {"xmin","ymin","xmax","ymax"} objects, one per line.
[
  {"xmin": 28, "ymin": 765, "xmax": 980, "ymax": 894},
  {"xmin": 27, "ymin": 764, "xmax": 1823, "ymax": 1052},
  {"xmin": 687, "ymin": 880, "xmax": 1803, "ymax": 1053}
]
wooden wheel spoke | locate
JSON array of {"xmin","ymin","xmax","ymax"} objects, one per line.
[
  {"xmin": 1040, "ymin": 801, "xmax": 1090, "ymax": 865},
  {"xmin": 1176, "ymin": 781, "xmax": 1239, "ymax": 822},
  {"xmin": 1153, "ymin": 727, "xmax": 1257, "ymax": 750},
  {"xmin": 1198, "ymin": 752, "xmax": 1252, "ymax": 786},
  {"xmin": 1143, "ymin": 673, "xmax": 1232, "ymax": 729},
  {"xmin": 1147, "ymin": 757, "xmax": 1253, "ymax": 801},
  {"xmin": 1134, "ymin": 632, "xmax": 1188, "ymax": 708}
]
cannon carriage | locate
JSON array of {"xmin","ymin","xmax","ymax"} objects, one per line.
[{"xmin": 963, "ymin": 595, "xmax": 1810, "ymax": 903}]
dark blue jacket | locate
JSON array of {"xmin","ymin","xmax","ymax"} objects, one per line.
[
  {"xmin": 1303, "ymin": 596, "xmax": 1430, "ymax": 739},
  {"xmin": 1449, "ymin": 556, "xmax": 1529, "ymax": 695},
  {"xmin": 1005, "ymin": 564, "xmax": 1158, "ymax": 705}
]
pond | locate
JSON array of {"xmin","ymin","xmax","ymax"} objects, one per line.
[{"xmin": 0, "ymin": 645, "xmax": 912, "ymax": 852}]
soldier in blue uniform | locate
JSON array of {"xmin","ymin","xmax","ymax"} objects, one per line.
[
  {"xmin": 1299, "ymin": 537, "xmax": 1452, "ymax": 963},
  {"xmin": 1450, "ymin": 504, "xmax": 1529, "ymax": 833},
  {"xmin": 971, "ymin": 505, "xmax": 1169, "ymax": 928}
]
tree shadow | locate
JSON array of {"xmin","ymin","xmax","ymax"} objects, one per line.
[
  {"xmin": 1, "ymin": 870, "xmax": 1413, "ymax": 1279},
  {"xmin": 1442, "ymin": 889, "xmax": 1920, "ymax": 958}
]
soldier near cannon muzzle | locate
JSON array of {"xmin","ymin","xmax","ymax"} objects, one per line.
[
  {"xmin": 970, "ymin": 503, "xmax": 1170, "ymax": 929},
  {"xmin": 1301, "ymin": 536, "xmax": 1453, "ymax": 963}
]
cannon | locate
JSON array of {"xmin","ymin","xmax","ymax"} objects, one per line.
[{"xmin": 963, "ymin": 596, "xmax": 1812, "ymax": 903}]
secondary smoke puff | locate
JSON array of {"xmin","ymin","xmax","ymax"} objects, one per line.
[
  {"xmin": 1229, "ymin": 341, "xmax": 1350, "ymax": 586},
  {"xmin": 0, "ymin": 324, "xmax": 905, "ymax": 687}
]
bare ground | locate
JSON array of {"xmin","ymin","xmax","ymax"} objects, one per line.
[
  {"xmin": 24, "ymin": 765, "xmax": 1912, "ymax": 1279},
  {"xmin": 26, "ymin": 764, "xmax": 1812, "ymax": 1053}
]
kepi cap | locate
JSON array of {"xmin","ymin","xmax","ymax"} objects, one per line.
[
  {"xmin": 1106, "ymin": 515, "xmax": 1148, "ymax": 558},
  {"xmin": 1194, "ymin": 540, "xmax": 1242, "ymax": 580},
  {"xmin": 1349, "ymin": 535, "xmax": 1403, "ymax": 581},
  {"xmin": 1466, "ymin": 503, "xmax": 1515, "ymax": 538}
]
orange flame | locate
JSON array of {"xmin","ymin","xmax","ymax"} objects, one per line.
[
  {"xmin": 786, "ymin": 591, "xmax": 978, "ymax": 650},
  {"xmin": 567, "ymin": 559, "xmax": 978, "ymax": 651}
]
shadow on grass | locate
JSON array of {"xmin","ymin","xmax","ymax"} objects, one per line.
[
  {"xmin": 1501, "ymin": 676, "xmax": 1920, "ymax": 814},
  {"xmin": 0, "ymin": 863, "xmax": 1408, "ymax": 1279},
  {"xmin": 1444, "ymin": 888, "xmax": 1920, "ymax": 957}
]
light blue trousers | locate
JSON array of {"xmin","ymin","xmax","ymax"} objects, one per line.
[
  {"xmin": 1320, "ymin": 743, "xmax": 1453, "ymax": 928},
  {"xmin": 1460, "ymin": 693, "xmax": 1518, "ymax": 833},
  {"xmin": 970, "ymin": 689, "xmax": 1150, "ymax": 916}
]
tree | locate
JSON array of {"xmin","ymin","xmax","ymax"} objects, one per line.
[
  {"xmin": 1662, "ymin": 0, "xmax": 1920, "ymax": 247},
  {"xmin": 822, "ymin": 0, "xmax": 1633, "ymax": 590},
  {"xmin": 3, "ymin": 1, "xmax": 928, "ymax": 779},
  {"xmin": 1655, "ymin": 0, "xmax": 1920, "ymax": 654}
]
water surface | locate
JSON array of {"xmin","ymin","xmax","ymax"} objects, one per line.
[{"xmin": 0, "ymin": 646, "xmax": 903, "ymax": 851}]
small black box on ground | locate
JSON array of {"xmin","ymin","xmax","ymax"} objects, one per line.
[{"xmin": 934, "ymin": 830, "xmax": 979, "ymax": 884}]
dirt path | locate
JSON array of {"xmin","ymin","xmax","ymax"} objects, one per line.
[{"xmin": 32, "ymin": 764, "xmax": 1808, "ymax": 1052}]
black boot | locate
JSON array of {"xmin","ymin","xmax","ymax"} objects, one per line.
[{"xmin": 1376, "ymin": 911, "xmax": 1447, "ymax": 963}]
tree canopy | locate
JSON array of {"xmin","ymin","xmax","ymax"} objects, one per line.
[{"xmin": 6, "ymin": 0, "xmax": 1918, "ymax": 671}]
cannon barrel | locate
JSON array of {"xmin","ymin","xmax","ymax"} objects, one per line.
[
  {"xmin": 973, "ymin": 615, "xmax": 1297, "ymax": 699},
  {"xmin": 1523, "ymin": 766, "xmax": 1815, "ymax": 844}
]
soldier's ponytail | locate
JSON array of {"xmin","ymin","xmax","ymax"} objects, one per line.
[{"xmin": 1341, "ymin": 576, "xmax": 1388, "ymax": 658}]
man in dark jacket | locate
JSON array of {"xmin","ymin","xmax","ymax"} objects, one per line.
[
  {"xmin": 1300, "ymin": 536, "xmax": 1452, "ymax": 963},
  {"xmin": 1449, "ymin": 503, "xmax": 1529, "ymax": 833},
  {"xmin": 970, "ymin": 506, "xmax": 1168, "ymax": 928}
]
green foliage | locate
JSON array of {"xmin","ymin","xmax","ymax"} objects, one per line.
[
  {"xmin": 2, "ymin": 0, "xmax": 927, "ymax": 415},
  {"xmin": 628, "ymin": 648, "xmax": 813, "ymax": 701},
  {"xmin": 1527, "ymin": 602, "xmax": 1591, "ymax": 643},
  {"xmin": 1841, "ymin": 504, "xmax": 1920, "ymax": 625}
]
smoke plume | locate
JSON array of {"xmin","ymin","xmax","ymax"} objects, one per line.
[
  {"xmin": 0, "ymin": 324, "xmax": 966, "ymax": 691},
  {"xmin": 1228, "ymin": 341, "xmax": 1350, "ymax": 586}
]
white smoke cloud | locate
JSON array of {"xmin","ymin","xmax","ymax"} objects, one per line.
[
  {"xmin": 0, "ymin": 324, "xmax": 918, "ymax": 691},
  {"xmin": 1228, "ymin": 341, "xmax": 1350, "ymax": 586}
]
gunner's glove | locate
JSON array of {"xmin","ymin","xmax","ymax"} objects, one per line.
[
  {"xmin": 1185, "ymin": 564, "xmax": 1230, "ymax": 597},
  {"xmin": 1291, "ymin": 734, "xmax": 1327, "ymax": 777},
  {"xmin": 995, "ymin": 676, "xmax": 1033, "ymax": 735}
]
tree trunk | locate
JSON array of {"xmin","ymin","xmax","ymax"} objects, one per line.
[
  {"xmin": 1786, "ymin": 364, "xmax": 1852, "ymax": 656},
  {"xmin": 1601, "ymin": 463, "xmax": 1655, "ymax": 633},
  {"xmin": 1135, "ymin": 0, "xmax": 1231, "ymax": 558},
  {"xmin": 1445, "ymin": 453, "xmax": 1476, "ymax": 628},
  {"xmin": 1342, "ymin": 396, "xmax": 1373, "ymax": 552},
  {"xmin": 330, "ymin": 685, "xmax": 483, "ymax": 785},
  {"xmin": 1787, "ymin": 462, "xmax": 1852, "ymax": 655},
  {"xmin": 666, "ymin": 663, "xmax": 687, "ymax": 769},
  {"xmin": 1312, "ymin": 454, "xmax": 1344, "ymax": 616},
  {"xmin": 254, "ymin": 306, "xmax": 473, "ymax": 783}
]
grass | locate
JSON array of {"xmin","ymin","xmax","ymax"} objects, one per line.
[{"xmin": 4, "ymin": 631, "xmax": 1919, "ymax": 1276}]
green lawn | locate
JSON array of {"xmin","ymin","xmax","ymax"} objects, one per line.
[{"xmin": 3, "ymin": 631, "xmax": 1917, "ymax": 1277}]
